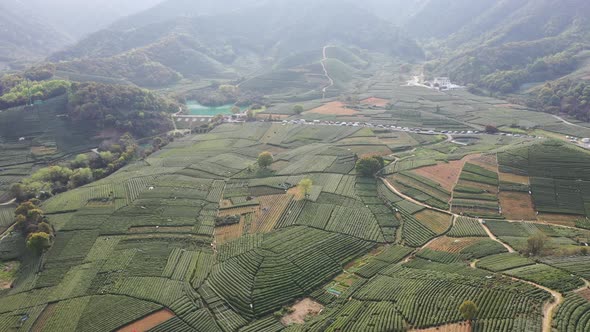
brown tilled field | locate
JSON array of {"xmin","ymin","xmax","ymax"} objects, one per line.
[
  {"xmin": 215, "ymin": 216, "xmax": 245, "ymax": 244},
  {"xmin": 281, "ymin": 298, "xmax": 324, "ymax": 325},
  {"xmin": 250, "ymin": 194, "xmax": 293, "ymax": 233},
  {"xmin": 413, "ymin": 154, "xmax": 485, "ymax": 192},
  {"xmin": 499, "ymin": 192, "xmax": 536, "ymax": 220},
  {"xmin": 360, "ymin": 97, "xmax": 390, "ymax": 107},
  {"xmin": 117, "ymin": 309, "xmax": 175, "ymax": 332},
  {"xmin": 306, "ymin": 101, "xmax": 359, "ymax": 115}
]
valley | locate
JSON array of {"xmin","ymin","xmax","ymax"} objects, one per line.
[{"xmin": 1, "ymin": 1, "xmax": 590, "ymax": 331}]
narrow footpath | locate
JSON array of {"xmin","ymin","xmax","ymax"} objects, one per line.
[{"xmin": 320, "ymin": 45, "xmax": 334, "ymax": 100}]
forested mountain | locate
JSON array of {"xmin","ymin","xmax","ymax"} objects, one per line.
[
  {"xmin": 415, "ymin": 0, "xmax": 590, "ymax": 91},
  {"xmin": 4, "ymin": 0, "xmax": 163, "ymax": 40},
  {"xmin": 0, "ymin": 2, "xmax": 72, "ymax": 69},
  {"xmin": 48, "ymin": 0, "xmax": 423, "ymax": 87}
]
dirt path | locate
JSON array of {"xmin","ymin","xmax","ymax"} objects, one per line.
[
  {"xmin": 382, "ymin": 165, "xmax": 570, "ymax": 332},
  {"xmin": 479, "ymin": 219, "xmax": 515, "ymax": 253},
  {"xmin": 380, "ymin": 178, "xmax": 451, "ymax": 215},
  {"xmin": 0, "ymin": 198, "xmax": 15, "ymax": 206},
  {"xmin": 552, "ymin": 115, "xmax": 586, "ymax": 129},
  {"xmin": 510, "ymin": 277, "xmax": 562, "ymax": 332},
  {"xmin": 479, "ymin": 219, "xmax": 559, "ymax": 332},
  {"xmin": 470, "ymin": 259, "xmax": 479, "ymax": 269},
  {"xmin": 320, "ymin": 45, "xmax": 334, "ymax": 100}
]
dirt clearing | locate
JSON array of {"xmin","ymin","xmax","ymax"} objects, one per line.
[
  {"xmin": 413, "ymin": 154, "xmax": 483, "ymax": 192},
  {"xmin": 411, "ymin": 322, "xmax": 471, "ymax": 332},
  {"xmin": 117, "ymin": 309, "xmax": 175, "ymax": 332},
  {"xmin": 281, "ymin": 298, "xmax": 324, "ymax": 326},
  {"xmin": 306, "ymin": 101, "xmax": 359, "ymax": 116},
  {"xmin": 361, "ymin": 97, "xmax": 390, "ymax": 107},
  {"xmin": 499, "ymin": 192, "xmax": 537, "ymax": 220}
]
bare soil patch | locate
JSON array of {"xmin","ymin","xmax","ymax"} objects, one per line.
[
  {"xmin": 577, "ymin": 287, "xmax": 590, "ymax": 301},
  {"xmin": 427, "ymin": 236, "xmax": 482, "ymax": 253},
  {"xmin": 469, "ymin": 154, "xmax": 498, "ymax": 172},
  {"xmin": 499, "ymin": 192, "xmax": 537, "ymax": 220},
  {"xmin": 251, "ymin": 194, "xmax": 292, "ymax": 233},
  {"xmin": 218, "ymin": 205, "xmax": 259, "ymax": 216},
  {"xmin": 361, "ymin": 97, "xmax": 390, "ymax": 107},
  {"xmin": 499, "ymin": 172, "xmax": 530, "ymax": 185},
  {"xmin": 117, "ymin": 309, "xmax": 175, "ymax": 332},
  {"xmin": 281, "ymin": 298, "xmax": 324, "ymax": 326},
  {"xmin": 0, "ymin": 261, "xmax": 19, "ymax": 289},
  {"xmin": 215, "ymin": 216, "xmax": 245, "ymax": 244},
  {"xmin": 413, "ymin": 154, "xmax": 483, "ymax": 192},
  {"xmin": 31, "ymin": 303, "xmax": 57, "ymax": 332},
  {"xmin": 411, "ymin": 322, "xmax": 471, "ymax": 332},
  {"xmin": 306, "ymin": 101, "xmax": 359, "ymax": 116}
]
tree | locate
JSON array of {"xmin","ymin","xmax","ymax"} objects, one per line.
[
  {"xmin": 71, "ymin": 154, "xmax": 89, "ymax": 168},
  {"xmin": 257, "ymin": 152, "xmax": 273, "ymax": 169},
  {"xmin": 459, "ymin": 300, "xmax": 478, "ymax": 328},
  {"xmin": 37, "ymin": 222, "xmax": 52, "ymax": 235},
  {"xmin": 231, "ymin": 106, "xmax": 241, "ymax": 114},
  {"xmin": 246, "ymin": 110, "xmax": 256, "ymax": 121},
  {"xmin": 26, "ymin": 232, "xmax": 51, "ymax": 254},
  {"xmin": 68, "ymin": 168, "xmax": 93, "ymax": 188},
  {"xmin": 299, "ymin": 178, "xmax": 313, "ymax": 198},
  {"xmin": 293, "ymin": 105, "xmax": 304, "ymax": 115},
  {"xmin": 356, "ymin": 157, "xmax": 383, "ymax": 177},
  {"xmin": 99, "ymin": 151, "xmax": 114, "ymax": 164},
  {"xmin": 484, "ymin": 125, "xmax": 499, "ymax": 134},
  {"xmin": 527, "ymin": 232, "xmax": 548, "ymax": 256},
  {"xmin": 15, "ymin": 201, "xmax": 37, "ymax": 217},
  {"xmin": 152, "ymin": 137, "xmax": 165, "ymax": 150}
]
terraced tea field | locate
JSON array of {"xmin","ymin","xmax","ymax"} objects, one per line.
[{"xmin": 2, "ymin": 122, "xmax": 590, "ymax": 332}]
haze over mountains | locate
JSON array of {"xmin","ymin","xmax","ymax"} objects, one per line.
[{"xmin": 1, "ymin": 0, "xmax": 590, "ymax": 118}]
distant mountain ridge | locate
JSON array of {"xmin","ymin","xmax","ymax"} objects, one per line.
[{"xmin": 49, "ymin": 0, "xmax": 424, "ymax": 88}]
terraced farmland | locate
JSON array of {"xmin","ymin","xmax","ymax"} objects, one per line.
[{"xmin": 1, "ymin": 122, "xmax": 588, "ymax": 332}]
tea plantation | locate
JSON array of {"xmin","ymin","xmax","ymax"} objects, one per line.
[{"xmin": 1, "ymin": 123, "xmax": 590, "ymax": 331}]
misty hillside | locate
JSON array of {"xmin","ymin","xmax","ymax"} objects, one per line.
[
  {"xmin": 6, "ymin": 0, "xmax": 163, "ymax": 40},
  {"xmin": 49, "ymin": 0, "xmax": 423, "ymax": 87},
  {"xmin": 364, "ymin": 0, "xmax": 590, "ymax": 93},
  {"xmin": 0, "ymin": 2, "xmax": 72, "ymax": 68}
]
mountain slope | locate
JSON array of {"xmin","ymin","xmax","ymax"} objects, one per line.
[
  {"xmin": 7, "ymin": 0, "xmax": 164, "ymax": 40},
  {"xmin": 49, "ymin": 0, "xmax": 423, "ymax": 88},
  {"xmin": 0, "ymin": 3, "xmax": 72, "ymax": 69},
  {"xmin": 423, "ymin": 0, "xmax": 590, "ymax": 92}
]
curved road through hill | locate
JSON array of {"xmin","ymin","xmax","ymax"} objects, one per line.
[
  {"xmin": 380, "ymin": 176, "xmax": 565, "ymax": 332},
  {"xmin": 320, "ymin": 45, "xmax": 334, "ymax": 100}
]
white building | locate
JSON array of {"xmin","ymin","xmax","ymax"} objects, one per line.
[{"xmin": 434, "ymin": 77, "xmax": 451, "ymax": 88}]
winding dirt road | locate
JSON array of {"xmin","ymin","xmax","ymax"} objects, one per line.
[
  {"xmin": 320, "ymin": 46, "xmax": 334, "ymax": 100},
  {"xmin": 381, "ymin": 176, "xmax": 564, "ymax": 332},
  {"xmin": 552, "ymin": 115, "xmax": 586, "ymax": 129}
]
